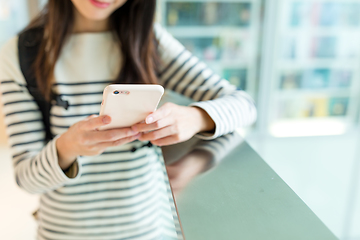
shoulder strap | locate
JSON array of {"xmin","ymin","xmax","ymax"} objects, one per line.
[{"xmin": 18, "ymin": 27, "xmax": 53, "ymax": 142}]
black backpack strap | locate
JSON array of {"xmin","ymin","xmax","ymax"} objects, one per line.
[{"xmin": 18, "ymin": 27, "xmax": 53, "ymax": 142}]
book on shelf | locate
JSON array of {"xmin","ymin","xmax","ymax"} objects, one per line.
[
  {"xmin": 282, "ymin": 34, "xmax": 360, "ymax": 61},
  {"xmin": 289, "ymin": 1, "xmax": 360, "ymax": 28},
  {"xmin": 329, "ymin": 97, "xmax": 349, "ymax": 116},
  {"xmin": 280, "ymin": 71, "xmax": 302, "ymax": 89},
  {"xmin": 290, "ymin": 2, "xmax": 307, "ymax": 27},
  {"xmin": 177, "ymin": 37, "xmax": 222, "ymax": 61},
  {"xmin": 223, "ymin": 68, "xmax": 247, "ymax": 90},
  {"xmin": 328, "ymin": 70, "xmax": 352, "ymax": 88},
  {"xmin": 277, "ymin": 97, "xmax": 349, "ymax": 119},
  {"xmin": 166, "ymin": 2, "xmax": 251, "ymax": 27},
  {"xmin": 310, "ymin": 36, "xmax": 337, "ymax": 59},
  {"xmin": 302, "ymin": 69, "xmax": 330, "ymax": 88},
  {"xmin": 176, "ymin": 33, "xmax": 251, "ymax": 62},
  {"xmin": 280, "ymin": 69, "xmax": 352, "ymax": 90}
]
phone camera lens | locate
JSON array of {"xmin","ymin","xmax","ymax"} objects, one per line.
[{"xmin": 114, "ymin": 90, "xmax": 119, "ymax": 94}]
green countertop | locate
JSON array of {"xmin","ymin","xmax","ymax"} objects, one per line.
[{"xmin": 175, "ymin": 140, "xmax": 338, "ymax": 240}]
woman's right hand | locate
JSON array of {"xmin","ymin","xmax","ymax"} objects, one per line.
[{"xmin": 56, "ymin": 115, "xmax": 141, "ymax": 170}]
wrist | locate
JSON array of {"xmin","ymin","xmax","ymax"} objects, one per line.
[
  {"xmin": 191, "ymin": 107, "xmax": 215, "ymax": 133},
  {"xmin": 56, "ymin": 134, "xmax": 77, "ymax": 170}
]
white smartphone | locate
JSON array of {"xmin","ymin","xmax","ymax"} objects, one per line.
[{"xmin": 99, "ymin": 84, "xmax": 164, "ymax": 130}]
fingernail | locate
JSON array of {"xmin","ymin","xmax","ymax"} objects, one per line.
[
  {"xmin": 130, "ymin": 129, "xmax": 139, "ymax": 135},
  {"xmin": 103, "ymin": 116, "xmax": 111, "ymax": 124},
  {"xmin": 146, "ymin": 116, "xmax": 153, "ymax": 124}
]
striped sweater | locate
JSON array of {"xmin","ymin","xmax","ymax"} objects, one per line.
[{"xmin": 0, "ymin": 23, "xmax": 257, "ymax": 240}]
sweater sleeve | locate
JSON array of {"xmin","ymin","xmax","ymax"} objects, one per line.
[
  {"xmin": 154, "ymin": 23, "xmax": 257, "ymax": 140},
  {"xmin": 0, "ymin": 36, "xmax": 81, "ymax": 194}
]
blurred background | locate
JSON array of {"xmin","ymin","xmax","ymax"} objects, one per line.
[{"xmin": 1, "ymin": 0, "xmax": 360, "ymax": 239}]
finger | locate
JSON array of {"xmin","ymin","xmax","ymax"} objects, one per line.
[
  {"xmin": 89, "ymin": 133, "xmax": 141, "ymax": 150},
  {"xmin": 138, "ymin": 126, "xmax": 177, "ymax": 141},
  {"xmin": 86, "ymin": 114, "xmax": 98, "ymax": 119},
  {"xmin": 145, "ymin": 102, "xmax": 173, "ymax": 124},
  {"xmin": 150, "ymin": 135, "xmax": 181, "ymax": 146},
  {"xmin": 132, "ymin": 117, "xmax": 174, "ymax": 133},
  {"xmin": 82, "ymin": 115, "xmax": 111, "ymax": 130},
  {"xmin": 86, "ymin": 127, "xmax": 139, "ymax": 144}
]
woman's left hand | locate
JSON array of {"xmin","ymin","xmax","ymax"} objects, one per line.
[{"xmin": 131, "ymin": 102, "xmax": 215, "ymax": 146}]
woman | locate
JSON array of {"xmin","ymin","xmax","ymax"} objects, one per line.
[{"xmin": 0, "ymin": 0, "xmax": 257, "ymax": 239}]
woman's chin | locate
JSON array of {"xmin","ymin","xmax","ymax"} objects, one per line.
[{"xmin": 83, "ymin": 12, "xmax": 112, "ymax": 21}]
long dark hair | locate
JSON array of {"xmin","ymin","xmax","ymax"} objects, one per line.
[{"xmin": 25, "ymin": 0, "xmax": 159, "ymax": 101}]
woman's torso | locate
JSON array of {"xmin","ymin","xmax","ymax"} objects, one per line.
[{"xmin": 37, "ymin": 32, "xmax": 178, "ymax": 240}]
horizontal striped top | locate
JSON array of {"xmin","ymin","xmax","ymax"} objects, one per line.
[{"xmin": 0, "ymin": 23, "xmax": 257, "ymax": 240}]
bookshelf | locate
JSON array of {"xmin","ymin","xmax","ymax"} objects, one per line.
[
  {"xmin": 0, "ymin": 0, "xmax": 29, "ymax": 47},
  {"xmin": 265, "ymin": 0, "xmax": 360, "ymax": 137},
  {"xmin": 0, "ymin": 0, "xmax": 30, "ymax": 145},
  {"xmin": 159, "ymin": 0, "xmax": 262, "ymax": 99}
]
